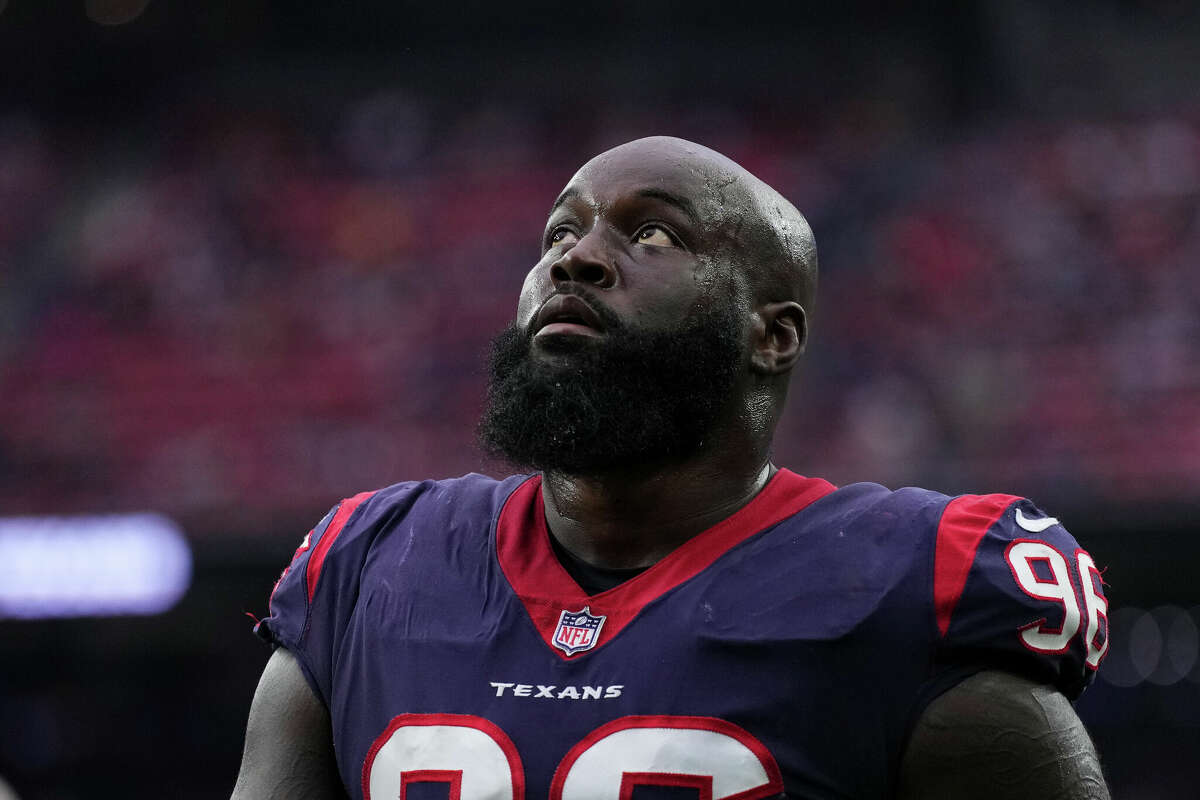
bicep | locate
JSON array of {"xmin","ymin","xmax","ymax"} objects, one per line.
[
  {"xmin": 898, "ymin": 670, "xmax": 1109, "ymax": 800},
  {"xmin": 231, "ymin": 648, "xmax": 348, "ymax": 800}
]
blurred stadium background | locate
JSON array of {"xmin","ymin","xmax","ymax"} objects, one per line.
[{"xmin": 1, "ymin": 0, "xmax": 1198, "ymax": 797}]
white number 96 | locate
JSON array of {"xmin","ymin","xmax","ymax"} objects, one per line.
[{"xmin": 1004, "ymin": 540, "xmax": 1108, "ymax": 668}]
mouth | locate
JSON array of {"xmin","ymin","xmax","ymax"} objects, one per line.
[{"xmin": 531, "ymin": 294, "xmax": 606, "ymax": 341}]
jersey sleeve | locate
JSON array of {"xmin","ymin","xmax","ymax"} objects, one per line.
[
  {"xmin": 930, "ymin": 494, "xmax": 1109, "ymax": 700},
  {"xmin": 253, "ymin": 489, "xmax": 382, "ymax": 707}
]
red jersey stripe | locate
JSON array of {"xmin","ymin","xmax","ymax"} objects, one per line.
[
  {"xmin": 933, "ymin": 493, "xmax": 1020, "ymax": 637},
  {"xmin": 497, "ymin": 469, "xmax": 838, "ymax": 660},
  {"xmin": 306, "ymin": 491, "xmax": 377, "ymax": 604}
]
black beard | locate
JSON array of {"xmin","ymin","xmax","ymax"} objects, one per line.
[{"xmin": 478, "ymin": 291, "xmax": 743, "ymax": 477}]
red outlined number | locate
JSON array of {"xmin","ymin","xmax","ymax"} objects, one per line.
[
  {"xmin": 551, "ymin": 716, "xmax": 783, "ymax": 800},
  {"xmin": 362, "ymin": 714, "xmax": 524, "ymax": 800},
  {"xmin": 1075, "ymin": 549, "xmax": 1109, "ymax": 669},
  {"xmin": 363, "ymin": 715, "xmax": 783, "ymax": 800},
  {"xmin": 1004, "ymin": 540, "xmax": 1108, "ymax": 665},
  {"xmin": 1005, "ymin": 540, "xmax": 1081, "ymax": 653},
  {"xmin": 620, "ymin": 773, "xmax": 712, "ymax": 800},
  {"xmin": 401, "ymin": 771, "xmax": 462, "ymax": 800}
]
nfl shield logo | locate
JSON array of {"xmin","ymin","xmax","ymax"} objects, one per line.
[{"xmin": 553, "ymin": 606, "xmax": 606, "ymax": 655}]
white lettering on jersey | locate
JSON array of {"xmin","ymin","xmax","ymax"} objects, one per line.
[{"xmin": 490, "ymin": 681, "xmax": 623, "ymax": 700}]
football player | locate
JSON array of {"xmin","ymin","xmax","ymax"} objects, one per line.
[{"xmin": 232, "ymin": 137, "xmax": 1110, "ymax": 799}]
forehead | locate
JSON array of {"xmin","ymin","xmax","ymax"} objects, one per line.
[
  {"xmin": 556, "ymin": 142, "xmax": 747, "ymax": 227},
  {"xmin": 576, "ymin": 146, "xmax": 710, "ymax": 191}
]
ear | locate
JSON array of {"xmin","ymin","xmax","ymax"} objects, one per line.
[{"xmin": 749, "ymin": 301, "xmax": 807, "ymax": 375}]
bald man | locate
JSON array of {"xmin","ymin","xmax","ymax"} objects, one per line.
[{"xmin": 233, "ymin": 138, "xmax": 1110, "ymax": 799}]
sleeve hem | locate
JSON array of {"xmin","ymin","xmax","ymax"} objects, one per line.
[{"xmin": 252, "ymin": 619, "xmax": 330, "ymax": 709}]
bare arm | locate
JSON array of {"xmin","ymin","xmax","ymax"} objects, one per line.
[
  {"xmin": 902, "ymin": 671, "xmax": 1104, "ymax": 800},
  {"xmin": 898, "ymin": 670, "xmax": 1108, "ymax": 799},
  {"xmin": 231, "ymin": 647, "xmax": 348, "ymax": 800}
]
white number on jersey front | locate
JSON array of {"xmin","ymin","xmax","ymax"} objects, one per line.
[
  {"xmin": 552, "ymin": 716, "xmax": 782, "ymax": 800},
  {"xmin": 363, "ymin": 714, "xmax": 782, "ymax": 800},
  {"xmin": 363, "ymin": 714, "xmax": 523, "ymax": 800},
  {"xmin": 1005, "ymin": 540, "xmax": 1107, "ymax": 666}
]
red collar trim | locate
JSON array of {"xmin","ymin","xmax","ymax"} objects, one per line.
[{"xmin": 495, "ymin": 469, "xmax": 837, "ymax": 660}]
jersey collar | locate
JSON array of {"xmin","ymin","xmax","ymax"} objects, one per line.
[{"xmin": 495, "ymin": 468, "xmax": 837, "ymax": 660}]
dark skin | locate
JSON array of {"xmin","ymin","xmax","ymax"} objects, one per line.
[
  {"xmin": 231, "ymin": 137, "xmax": 1109, "ymax": 799},
  {"xmin": 517, "ymin": 138, "xmax": 806, "ymax": 568}
]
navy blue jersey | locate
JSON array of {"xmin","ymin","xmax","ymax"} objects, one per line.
[{"xmin": 257, "ymin": 470, "xmax": 1109, "ymax": 799}]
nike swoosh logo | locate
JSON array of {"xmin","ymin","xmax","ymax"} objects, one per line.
[{"xmin": 1015, "ymin": 508, "xmax": 1059, "ymax": 533}]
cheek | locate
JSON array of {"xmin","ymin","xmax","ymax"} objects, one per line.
[
  {"xmin": 629, "ymin": 264, "xmax": 714, "ymax": 320},
  {"xmin": 620, "ymin": 285, "xmax": 705, "ymax": 329},
  {"xmin": 515, "ymin": 265, "xmax": 547, "ymax": 326}
]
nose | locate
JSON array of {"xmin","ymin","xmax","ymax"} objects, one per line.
[{"xmin": 549, "ymin": 231, "xmax": 617, "ymax": 289}]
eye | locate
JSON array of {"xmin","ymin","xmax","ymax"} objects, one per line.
[
  {"xmin": 547, "ymin": 227, "xmax": 580, "ymax": 248},
  {"xmin": 635, "ymin": 225, "xmax": 678, "ymax": 248}
]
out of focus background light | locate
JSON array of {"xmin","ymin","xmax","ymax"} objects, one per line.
[
  {"xmin": 1099, "ymin": 606, "xmax": 1200, "ymax": 688},
  {"xmin": 0, "ymin": 514, "xmax": 191, "ymax": 619}
]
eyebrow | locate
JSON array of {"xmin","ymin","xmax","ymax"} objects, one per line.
[
  {"xmin": 634, "ymin": 188, "xmax": 700, "ymax": 226},
  {"xmin": 548, "ymin": 187, "xmax": 580, "ymax": 216},
  {"xmin": 547, "ymin": 186, "xmax": 700, "ymax": 226}
]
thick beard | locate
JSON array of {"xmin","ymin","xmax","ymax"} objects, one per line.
[{"xmin": 478, "ymin": 292, "xmax": 743, "ymax": 477}]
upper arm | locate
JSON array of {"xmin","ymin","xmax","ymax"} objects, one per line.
[
  {"xmin": 231, "ymin": 648, "xmax": 347, "ymax": 800},
  {"xmin": 898, "ymin": 670, "xmax": 1109, "ymax": 800}
]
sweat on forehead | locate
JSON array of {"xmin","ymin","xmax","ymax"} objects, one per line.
[
  {"xmin": 570, "ymin": 136, "xmax": 817, "ymax": 309},
  {"xmin": 573, "ymin": 137, "xmax": 743, "ymax": 207}
]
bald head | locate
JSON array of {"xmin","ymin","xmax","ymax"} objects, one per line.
[
  {"xmin": 501, "ymin": 136, "xmax": 815, "ymax": 475},
  {"xmin": 573, "ymin": 136, "xmax": 818, "ymax": 312}
]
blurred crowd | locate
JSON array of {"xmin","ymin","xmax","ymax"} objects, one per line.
[{"xmin": 2, "ymin": 96, "xmax": 1198, "ymax": 523}]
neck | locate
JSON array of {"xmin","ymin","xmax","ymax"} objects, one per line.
[{"xmin": 541, "ymin": 444, "xmax": 775, "ymax": 570}]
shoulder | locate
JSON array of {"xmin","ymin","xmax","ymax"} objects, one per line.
[
  {"xmin": 810, "ymin": 480, "xmax": 952, "ymax": 521},
  {"xmin": 747, "ymin": 478, "xmax": 959, "ymax": 590},
  {"xmin": 257, "ymin": 473, "xmax": 526, "ymax": 645},
  {"xmin": 768, "ymin": 477, "xmax": 1108, "ymax": 685},
  {"xmin": 710, "ymin": 480, "xmax": 951, "ymax": 640},
  {"xmin": 785, "ymin": 479, "xmax": 955, "ymax": 556},
  {"xmin": 318, "ymin": 472, "xmax": 527, "ymax": 546},
  {"xmin": 346, "ymin": 471, "xmax": 526, "ymax": 522},
  {"xmin": 304, "ymin": 472, "xmax": 527, "ymax": 581},
  {"xmin": 768, "ymin": 472, "xmax": 951, "ymax": 534},
  {"xmin": 803, "ymin": 481, "xmax": 1087, "ymax": 577}
]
